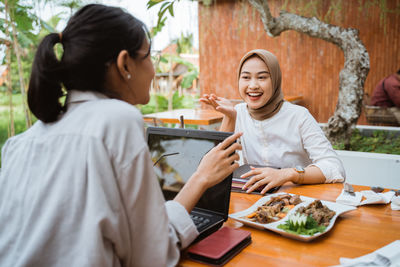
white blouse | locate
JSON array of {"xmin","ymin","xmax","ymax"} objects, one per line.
[
  {"xmin": 0, "ymin": 90, "xmax": 198, "ymax": 267},
  {"xmin": 235, "ymin": 101, "xmax": 345, "ymax": 183}
]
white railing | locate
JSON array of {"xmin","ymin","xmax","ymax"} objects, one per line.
[{"xmin": 336, "ymin": 150, "xmax": 400, "ymax": 189}]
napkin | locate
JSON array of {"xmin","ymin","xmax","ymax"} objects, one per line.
[
  {"xmin": 391, "ymin": 195, "xmax": 400, "ymax": 211},
  {"xmin": 359, "ymin": 190, "xmax": 395, "ymax": 205},
  {"xmin": 336, "ymin": 190, "xmax": 396, "ymax": 207},
  {"xmin": 336, "ymin": 189, "xmax": 362, "ymax": 206},
  {"xmin": 337, "ymin": 240, "xmax": 400, "ymax": 267}
]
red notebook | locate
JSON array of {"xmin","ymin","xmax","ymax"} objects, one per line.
[{"xmin": 187, "ymin": 227, "xmax": 251, "ymax": 266}]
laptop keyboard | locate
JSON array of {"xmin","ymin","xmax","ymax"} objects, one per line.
[{"xmin": 190, "ymin": 214, "xmax": 211, "ymax": 230}]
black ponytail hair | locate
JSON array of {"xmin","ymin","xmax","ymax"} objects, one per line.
[
  {"xmin": 28, "ymin": 4, "xmax": 151, "ymax": 123},
  {"xmin": 28, "ymin": 33, "xmax": 64, "ymax": 122}
]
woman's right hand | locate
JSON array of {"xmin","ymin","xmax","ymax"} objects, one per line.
[
  {"xmin": 195, "ymin": 132, "xmax": 242, "ymax": 188},
  {"xmin": 199, "ymin": 94, "xmax": 236, "ymax": 119},
  {"xmin": 174, "ymin": 132, "xmax": 242, "ymax": 212}
]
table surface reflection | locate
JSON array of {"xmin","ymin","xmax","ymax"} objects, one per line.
[{"xmin": 179, "ymin": 183, "xmax": 400, "ymax": 266}]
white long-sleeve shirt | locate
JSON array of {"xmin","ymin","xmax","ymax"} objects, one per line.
[
  {"xmin": 235, "ymin": 101, "xmax": 345, "ymax": 183},
  {"xmin": 0, "ymin": 90, "xmax": 198, "ymax": 267}
]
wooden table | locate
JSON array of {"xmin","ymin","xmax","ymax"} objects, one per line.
[
  {"xmin": 143, "ymin": 108, "xmax": 223, "ymax": 126},
  {"xmin": 143, "ymin": 95, "xmax": 304, "ymax": 128},
  {"xmin": 285, "ymin": 94, "xmax": 303, "ymax": 103},
  {"xmin": 179, "ymin": 183, "xmax": 400, "ymax": 266}
]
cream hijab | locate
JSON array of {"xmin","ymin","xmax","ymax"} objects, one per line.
[{"xmin": 237, "ymin": 49, "xmax": 284, "ymax": 121}]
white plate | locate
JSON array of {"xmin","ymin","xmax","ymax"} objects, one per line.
[{"xmin": 229, "ymin": 192, "xmax": 357, "ymax": 242}]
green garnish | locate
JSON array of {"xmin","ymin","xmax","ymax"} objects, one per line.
[
  {"xmin": 281, "ymin": 206, "xmax": 290, "ymax": 213},
  {"xmin": 277, "ymin": 213, "xmax": 327, "ymax": 236}
]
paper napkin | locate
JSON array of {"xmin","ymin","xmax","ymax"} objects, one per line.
[
  {"xmin": 336, "ymin": 190, "xmax": 396, "ymax": 207},
  {"xmin": 337, "ymin": 240, "xmax": 400, "ymax": 267},
  {"xmin": 359, "ymin": 190, "xmax": 395, "ymax": 205},
  {"xmin": 336, "ymin": 189, "xmax": 362, "ymax": 206},
  {"xmin": 391, "ymin": 195, "xmax": 400, "ymax": 211}
]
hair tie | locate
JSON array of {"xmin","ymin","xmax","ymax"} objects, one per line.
[{"xmin": 58, "ymin": 32, "xmax": 62, "ymax": 43}]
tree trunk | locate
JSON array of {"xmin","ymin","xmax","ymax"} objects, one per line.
[
  {"xmin": 248, "ymin": 0, "xmax": 370, "ymax": 145},
  {"xmin": 6, "ymin": 48, "xmax": 15, "ymax": 138},
  {"xmin": 0, "ymin": 38, "xmax": 11, "ymax": 46},
  {"xmin": 6, "ymin": 47, "xmax": 15, "ymax": 137},
  {"xmin": 153, "ymin": 53, "xmax": 160, "ymax": 112},
  {"xmin": 4, "ymin": 0, "xmax": 14, "ymax": 137},
  {"xmin": 154, "ymin": 78, "xmax": 159, "ymax": 112},
  {"xmin": 168, "ymin": 59, "xmax": 174, "ymax": 111},
  {"xmin": 6, "ymin": 1, "xmax": 32, "ymax": 129}
]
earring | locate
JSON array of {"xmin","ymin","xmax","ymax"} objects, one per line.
[{"xmin": 127, "ymin": 74, "xmax": 131, "ymax": 80}]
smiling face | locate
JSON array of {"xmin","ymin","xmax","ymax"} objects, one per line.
[{"xmin": 238, "ymin": 56, "xmax": 273, "ymax": 110}]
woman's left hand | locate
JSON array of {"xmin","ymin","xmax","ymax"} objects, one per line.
[{"xmin": 241, "ymin": 166, "xmax": 295, "ymax": 194}]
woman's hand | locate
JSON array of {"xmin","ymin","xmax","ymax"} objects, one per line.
[
  {"xmin": 241, "ymin": 166, "xmax": 297, "ymax": 194},
  {"xmin": 195, "ymin": 132, "xmax": 242, "ymax": 188},
  {"xmin": 174, "ymin": 132, "xmax": 242, "ymax": 212},
  {"xmin": 199, "ymin": 94, "xmax": 236, "ymax": 119}
]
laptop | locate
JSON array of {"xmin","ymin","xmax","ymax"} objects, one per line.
[{"xmin": 146, "ymin": 126, "xmax": 234, "ymax": 241}]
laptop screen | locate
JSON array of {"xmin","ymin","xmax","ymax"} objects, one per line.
[{"xmin": 146, "ymin": 127, "xmax": 233, "ymax": 218}]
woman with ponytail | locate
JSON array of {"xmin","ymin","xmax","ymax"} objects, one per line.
[{"xmin": 0, "ymin": 4, "xmax": 241, "ymax": 266}]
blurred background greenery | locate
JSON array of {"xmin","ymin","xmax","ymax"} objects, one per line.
[
  {"xmin": 0, "ymin": 0, "xmax": 200, "ymax": 165},
  {"xmin": 1, "ymin": 0, "xmax": 399, "ymax": 168}
]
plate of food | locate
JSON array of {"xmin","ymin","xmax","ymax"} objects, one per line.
[{"xmin": 229, "ymin": 192, "xmax": 356, "ymax": 241}]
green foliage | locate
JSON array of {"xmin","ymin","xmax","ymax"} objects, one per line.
[
  {"xmin": 159, "ymin": 54, "xmax": 199, "ymax": 89},
  {"xmin": 58, "ymin": 0, "xmax": 84, "ymax": 10},
  {"xmin": 202, "ymin": 0, "xmax": 212, "ymax": 5},
  {"xmin": 0, "ymin": 93, "xmax": 23, "ymax": 106},
  {"xmin": 1, "ymin": 3, "xmax": 66, "ymax": 95},
  {"xmin": 172, "ymin": 33, "xmax": 194, "ymax": 54},
  {"xmin": 139, "ymin": 93, "xmax": 168, "ymax": 114},
  {"xmin": 139, "ymin": 92, "xmax": 197, "ymax": 114},
  {"xmin": 48, "ymin": 0, "xmax": 92, "ymax": 18},
  {"xmin": 147, "ymin": 0, "xmax": 176, "ymax": 37},
  {"xmin": 10, "ymin": 3, "xmax": 37, "ymax": 43},
  {"xmin": 278, "ymin": 214, "xmax": 327, "ymax": 236},
  {"xmin": 159, "ymin": 55, "xmax": 169, "ymax": 64},
  {"xmin": 0, "ymin": 96, "xmax": 35, "ymax": 165},
  {"xmin": 0, "ymin": 112, "xmax": 26, "ymax": 166},
  {"xmin": 3, "ymin": 1, "xmax": 45, "ymax": 51},
  {"xmin": 1, "ymin": 2, "xmax": 45, "ymax": 94},
  {"xmin": 6, "ymin": 50, "xmax": 34, "ymax": 94},
  {"xmin": 165, "ymin": 54, "xmax": 195, "ymax": 68},
  {"xmin": 150, "ymin": 16, "xmax": 167, "ymax": 37},
  {"xmin": 147, "ymin": 0, "xmax": 211, "ymax": 36},
  {"xmin": 0, "ymin": 110, "xmax": 27, "ymax": 148},
  {"xmin": 39, "ymin": 16, "xmax": 57, "ymax": 33},
  {"xmin": 181, "ymin": 69, "xmax": 198, "ymax": 89},
  {"xmin": 332, "ymin": 129, "xmax": 400, "ymax": 154},
  {"xmin": 151, "ymin": 53, "xmax": 167, "ymax": 73},
  {"xmin": 172, "ymin": 90, "xmax": 184, "ymax": 108}
]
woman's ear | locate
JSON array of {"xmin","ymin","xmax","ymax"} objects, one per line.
[{"xmin": 116, "ymin": 50, "xmax": 132, "ymax": 81}]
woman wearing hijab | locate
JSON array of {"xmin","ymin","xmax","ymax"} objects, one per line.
[{"xmin": 201, "ymin": 49, "xmax": 345, "ymax": 194}]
